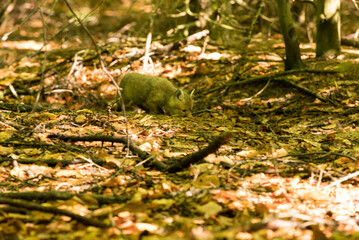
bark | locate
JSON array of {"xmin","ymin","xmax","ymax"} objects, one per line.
[
  {"xmin": 277, "ymin": 0, "xmax": 305, "ymax": 70},
  {"xmin": 316, "ymin": 0, "xmax": 341, "ymax": 58}
]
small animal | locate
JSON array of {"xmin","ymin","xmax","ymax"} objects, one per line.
[{"xmin": 119, "ymin": 73, "xmax": 194, "ymax": 117}]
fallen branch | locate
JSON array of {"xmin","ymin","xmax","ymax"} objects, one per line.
[
  {"xmin": 272, "ymin": 77, "xmax": 337, "ymax": 106},
  {"xmin": 282, "ymin": 151, "xmax": 357, "ymax": 162},
  {"xmin": 208, "ymin": 69, "xmax": 340, "ymax": 106},
  {"xmin": 48, "ymin": 132, "xmax": 233, "ymax": 173},
  {"xmin": 47, "ymin": 133, "xmax": 155, "ymax": 162},
  {"xmin": 166, "ymin": 132, "xmax": 233, "ymax": 172},
  {"xmin": 342, "ymin": 37, "xmax": 359, "ymax": 48},
  {"xmin": 0, "ymin": 196, "xmax": 109, "ymax": 228},
  {"xmin": 0, "ymin": 103, "xmax": 62, "ymax": 112},
  {"xmin": 0, "ymin": 191, "xmax": 130, "ymax": 205},
  {"xmin": 325, "ymin": 171, "xmax": 359, "ymax": 189},
  {"xmin": 154, "ymin": 29, "xmax": 210, "ymax": 53},
  {"xmin": 0, "ymin": 157, "xmax": 105, "ymax": 166},
  {"xmin": 231, "ymin": 68, "xmax": 340, "ymax": 84},
  {"xmin": 206, "ymin": 68, "xmax": 340, "ymax": 96}
]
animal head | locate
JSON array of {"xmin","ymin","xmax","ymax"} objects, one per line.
[{"xmin": 166, "ymin": 89, "xmax": 194, "ymax": 117}]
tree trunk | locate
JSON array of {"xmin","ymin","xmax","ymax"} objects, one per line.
[
  {"xmin": 316, "ymin": 0, "xmax": 341, "ymax": 58},
  {"xmin": 277, "ymin": 0, "xmax": 305, "ymax": 70}
]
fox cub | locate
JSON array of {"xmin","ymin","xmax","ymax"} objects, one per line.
[{"xmin": 119, "ymin": 73, "xmax": 194, "ymax": 117}]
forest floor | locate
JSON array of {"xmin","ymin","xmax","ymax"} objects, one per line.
[{"xmin": 0, "ymin": 34, "xmax": 359, "ymax": 240}]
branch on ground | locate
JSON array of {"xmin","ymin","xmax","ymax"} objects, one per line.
[
  {"xmin": 0, "ymin": 196, "xmax": 110, "ymax": 228},
  {"xmin": 206, "ymin": 69, "xmax": 340, "ymax": 106},
  {"xmin": 48, "ymin": 132, "xmax": 233, "ymax": 173},
  {"xmin": 0, "ymin": 191, "xmax": 130, "ymax": 205}
]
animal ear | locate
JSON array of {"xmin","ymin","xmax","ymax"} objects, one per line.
[
  {"xmin": 175, "ymin": 89, "xmax": 185, "ymax": 101},
  {"xmin": 190, "ymin": 89, "xmax": 195, "ymax": 98}
]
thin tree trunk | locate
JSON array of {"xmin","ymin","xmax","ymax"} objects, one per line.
[
  {"xmin": 277, "ymin": 0, "xmax": 305, "ymax": 70},
  {"xmin": 316, "ymin": 0, "xmax": 341, "ymax": 58}
]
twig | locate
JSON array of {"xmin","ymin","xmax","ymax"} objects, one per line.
[
  {"xmin": 206, "ymin": 68, "xmax": 339, "ymax": 96},
  {"xmin": 62, "ymin": 0, "xmax": 131, "ymax": 155},
  {"xmin": 0, "ymin": 191, "xmax": 130, "ymax": 205},
  {"xmin": 0, "ymin": 103, "xmax": 69, "ymax": 113},
  {"xmin": 47, "ymin": 133, "xmax": 154, "ymax": 162},
  {"xmin": 2, "ymin": 1, "xmax": 102, "ymax": 68},
  {"xmin": 67, "ymin": 50, "xmax": 85, "ymax": 80},
  {"xmin": 282, "ymin": 151, "xmax": 357, "ymax": 162},
  {"xmin": 143, "ymin": 31, "xmax": 153, "ymax": 72},
  {"xmin": 154, "ymin": 30, "xmax": 210, "ymax": 53},
  {"xmin": 0, "ymin": 157, "xmax": 105, "ymax": 166},
  {"xmin": 240, "ymin": 79, "xmax": 271, "ymax": 102},
  {"xmin": 8, "ymin": 84, "xmax": 22, "ymax": 102},
  {"xmin": 33, "ymin": 8, "xmax": 48, "ymax": 111},
  {"xmin": 5, "ymin": 169, "xmax": 39, "ymax": 187},
  {"xmin": 209, "ymin": 69, "xmax": 340, "ymax": 106},
  {"xmin": 325, "ymin": 171, "xmax": 359, "ymax": 188},
  {"xmin": 0, "ymin": 103, "xmax": 58, "ymax": 112},
  {"xmin": 1, "ymin": 7, "xmax": 38, "ymax": 41},
  {"xmin": 75, "ymin": 154, "xmax": 109, "ymax": 171},
  {"xmin": 273, "ymin": 77, "xmax": 337, "ymax": 106},
  {"xmin": 230, "ymin": 68, "xmax": 340, "ymax": 85},
  {"xmin": 243, "ymin": 0, "xmax": 265, "ymax": 59},
  {"xmin": 143, "ymin": 2, "xmax": 156, "ymax": 72},
  {"xmin": 48, "ymin": 133, "xmax": 168, "ymax": 171},
  {"xmin": 231, "ymin": 0, "xmax": 264, "ymax": 83}
]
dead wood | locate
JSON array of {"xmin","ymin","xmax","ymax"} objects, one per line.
[
  {"xmin": 0, "ymin": 191, "xmax": 130, "ymax": 205},
  {"xmin": 207, "ymin": 69, "xmax": 340, "ymax": 106},
  {"xmin": 154, "ymin": 30, "xmax": 210, "ymax": 53},
  {"xmin": 272, "ymin": 77, "xmax": 337, "ymax": 106},
  {"xmin": 342, "ymin": 37, "xmax": 359, "ymax": 48},
  {"xmin": 230, "ymin": 68, "xmax": 339, "ymax": 83},
  {"xmin": 0, "ymin": 103, "xmax": 64, "ymax": 112},
  {"xmin": 0, "ymin": 157, "xmax": 105, "ymax": 166},
  {"xmin": 0, "ymin": 196, "xmax": 109, "ymax": 228},
  {"xmin": 206, "ymin": 68, "xmax": 340, "ymax": 96},
  {"xmin": 48, "ymin": 132, "xmax": 233, "ymax": 173},
  {"xmin": 166, "ymin": 132, "xmax": 233, "ymax": 173}
]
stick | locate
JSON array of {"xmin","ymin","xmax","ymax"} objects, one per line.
[
  {"xmin": 325, "ymin": 171, "xmax": 359, "ymax": 188},
  {"xmin": 49, "ymin": 132, "xmax": 233, "ymax": 173},
  {"xmin": 0, "ymin": 197, "xmax": 110, "ymax": 228},
  {"xmin": 62, "ymin": 0, "xmax": 131, "ymax": 155}
]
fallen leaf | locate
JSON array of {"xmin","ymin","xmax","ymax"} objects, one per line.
[{"xmin": 197, "ymin": 201, "xmax": 223, "ymax": 218}]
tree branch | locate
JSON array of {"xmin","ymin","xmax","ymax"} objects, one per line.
[
  {"xmin": 48, "ymin": 132, "xmax": 233, "ymax": 173},
  {"xmin": 0, "ymin": 197, "xmax": 110, "ymax": 228}
]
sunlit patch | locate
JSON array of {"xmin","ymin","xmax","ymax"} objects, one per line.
[
  {"xmin": 182, "ymin": 45, "xmax": 202, "ymax": 53},
  {"xmin": 342, "ymin": 49, "xmax": 359, "ymax": 55},
  {"xmin": 256, "ymin": 54, "xmax": 282, "ymax": 61},
  {"xmin": 0, "ymin": 40, "xmax": 53, "ymax": 50},
  {"xmin": 199, "ymin": 52, "xmax": 231, "ymax": 60},
  {"xmin": 300, "ymin": 43, "xmax": 316, "ymax": 49}
]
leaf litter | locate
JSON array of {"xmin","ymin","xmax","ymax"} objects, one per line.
[{"xmin": 0, "ymin": 39, "xmax": 359, "ymax": 239}]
